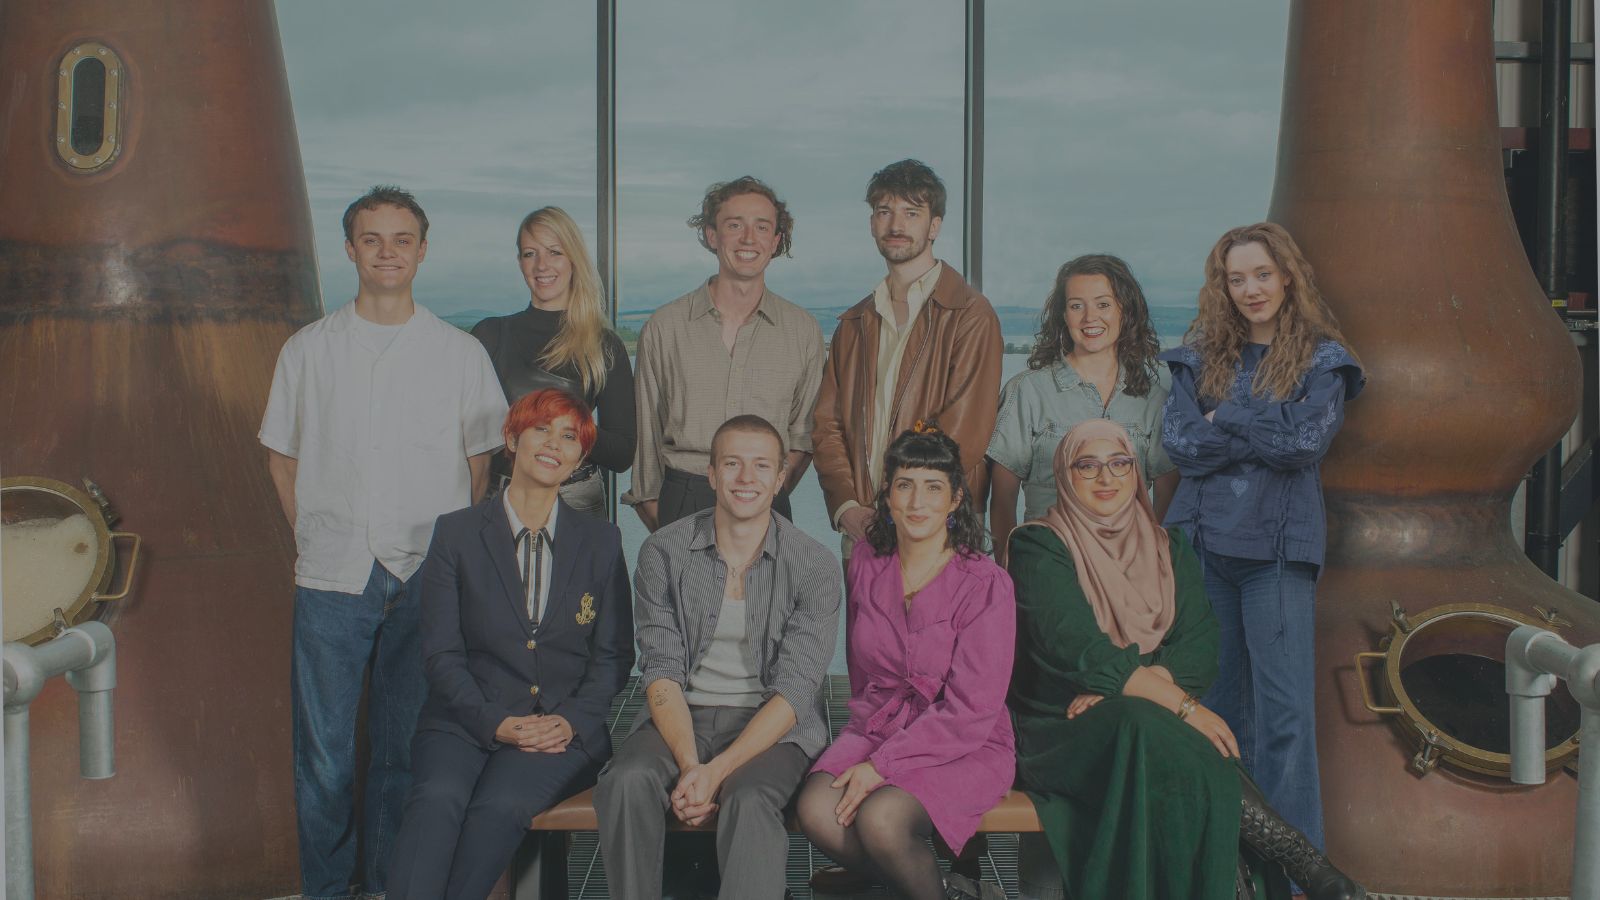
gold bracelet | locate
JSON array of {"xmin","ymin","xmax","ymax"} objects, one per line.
[{"xmin": 1176, "ymin": 694, "xmax": 1198, "ymax": 721}]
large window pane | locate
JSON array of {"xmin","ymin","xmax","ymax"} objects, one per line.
[
  {"xmin": 278, "ymin": 1, "xmax": 598, "ymax": 324},
  {"xmin": 985, "ymin": 1, "xmax": 1290, "ymax": 343}
]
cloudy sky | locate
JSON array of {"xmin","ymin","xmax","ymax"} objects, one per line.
[{"xmin": 274, "ymin": 1, "xmax": 1288, "ymax": 325}]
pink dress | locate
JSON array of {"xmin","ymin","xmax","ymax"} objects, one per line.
[{"xmin": 811, "ymin": 541, "xmax": 1017, "ymax": 852}]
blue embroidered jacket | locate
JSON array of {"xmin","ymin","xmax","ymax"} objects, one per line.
[{"xmin": 1158, "ymin": 340, "xmax": 1365, "ymax": 568}]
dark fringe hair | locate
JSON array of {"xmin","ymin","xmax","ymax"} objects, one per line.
[{"xmin": 865, "ymin": 425, "xmax": 987, "ymax": 557}]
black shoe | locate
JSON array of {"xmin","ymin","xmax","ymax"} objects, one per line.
[
  {"xmin": 1237, "ymin": 775, "xmax": 1365, "ymax": 900},
  {"xmin": 942, "ymin": 872, "xmax": 1004, "ymax": 900}
]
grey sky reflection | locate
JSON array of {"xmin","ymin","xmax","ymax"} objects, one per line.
[{"xmin": 275, "ymin": 1, "xmax": 1288, "ymax": 324}]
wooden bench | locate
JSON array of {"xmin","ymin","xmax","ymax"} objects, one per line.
[
  {"xmin": 509, "ymin": 787, "xmax": 1040, "ymax": 899},
  {"xmin": 506, "ymin": 674, "xmax": 1041, "ymax": 899}
]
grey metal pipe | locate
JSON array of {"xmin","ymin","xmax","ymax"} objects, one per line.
[
  {"xmin": 1505, "ymin": 624, "xmax": 1600, "ymax": 899},
  {"xmin": 1577, "ymin": 706, "xmax": 1600, "ymax": 899},
  {"xmin": 5, "ymin": 706, "xmax": 34, "ymax": 900},
  {"xmin": 64, "ymin": 621, "xmax": 116, "ymax": 779},
  {"xmin": 3, "ymin": 622, "xmax": 117, "ymax": 900}
]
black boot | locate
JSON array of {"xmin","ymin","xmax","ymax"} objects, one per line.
[{"xmin": 1237, "ymin": 774, "xmax": 1365, "ymax": 900}]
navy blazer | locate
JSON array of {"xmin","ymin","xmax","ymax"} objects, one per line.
[{"xmin": 414, "ymin": 495, "xmax": 634, "ymax": 759}]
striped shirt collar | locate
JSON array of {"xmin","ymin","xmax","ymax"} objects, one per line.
[
  {"xmin": 502, "ymin": 491, "xmax": 559, "ymax": 545},
  {"xmin": 685, "ymin": 507, "xmax": 779, "ymax": 561}
]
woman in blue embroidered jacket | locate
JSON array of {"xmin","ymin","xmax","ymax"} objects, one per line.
[{"xmin": 1159, "ymin": 222, "xmax": 1364, "ymax": 863}]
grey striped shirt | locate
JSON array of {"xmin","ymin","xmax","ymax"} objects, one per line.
[{"xmin": 631, "ymin": 508, "xmax": 842, "ymax": 756}]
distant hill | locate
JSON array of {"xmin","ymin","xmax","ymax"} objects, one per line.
[{"xmin": 448, "ymin": 303, "xmax": 1197, "ymax": 348}]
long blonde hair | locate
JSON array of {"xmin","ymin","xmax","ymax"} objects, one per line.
[
  {"xmin": 518, "ymin": 206, "xmax": 613, "ymax": 394},
  {"xmin": 1185, "ymin": 222, "xmax": 1357, "ymax": 401}
]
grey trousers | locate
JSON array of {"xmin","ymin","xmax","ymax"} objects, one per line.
[{"xmin": 594, "ymin": 705, "xmax": 811, "ymax": 900}]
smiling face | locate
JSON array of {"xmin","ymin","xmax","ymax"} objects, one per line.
[
  {"xmin": 345, "ymin": 203, "xmax": 427, "ymax": 294},
  {"xmin": 870, "ymin": 195, "xmax": 942, "ymax": 267},
  {"xmin": 708, "ymin": 427, "xmax": 785, "ymax": 523},
  {"xmin": 518, "ymin": 223, "xmax": 573, "ymax": 309},
  {"xmin": 1224, "ymin": 240, "xmax": 1290, "ymax": 343},
  {"xmin": 704, "ymin": 191, "xmax": 780, "ymax": 282},
  {"xmin": 885, "ymin": 466, "xmax": 962, "ymax": 546},
  {"xmin": 1063, "ymin": 273, "xmax": 1123, "ymax": 356},
  {"xmin": 508, "ymin": 413, "xmax": 585, "ymax": 489},
  {"xmin": 1067, "ymin": 437, "xmax": 1137, "ymax": 518}
]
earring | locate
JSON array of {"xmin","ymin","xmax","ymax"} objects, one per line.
[
  {"xmin": 946, "ymin": 515, "xmax": 956, "ymax": 530},
  {"xmin": 886, "ymin": 515, "xmax": 895, "ymax": 527}
]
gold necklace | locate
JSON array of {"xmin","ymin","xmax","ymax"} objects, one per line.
[{"xmin": 900, "ymin": 548, "xmax": 954, "ymax": 605}]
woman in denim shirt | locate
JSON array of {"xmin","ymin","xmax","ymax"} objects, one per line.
[
  {"xmin": 988, "ymin": 254, "xmax": 1177, "ymax": 565},
  {"xmin": 1159, "ymin": 222, "xmax": 1364, "ymax": 870}
]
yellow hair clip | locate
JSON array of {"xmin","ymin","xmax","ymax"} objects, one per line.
[{"xmin": 911, "ymin": 419, "xmax": 941, "ymax": 435}]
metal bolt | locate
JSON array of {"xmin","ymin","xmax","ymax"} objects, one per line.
[
  {"xmin": 69, "ymin": 157, "xmax": 78, "ymax": 164},
  {"xmin": 93, "ymin": 157, "xmax": 101, "ymax": 164},
  {"xmin": 58, "ymin": 101, "xmax": 65, "ymax": 109},
  {"xmin": 97, "ymin": 47, "xmax": 106, "ymax": 55},
  {"xmin": 57, "ymin": 136, "xmax": 65, "ymax": 143},
  {"xmin": 108, "ymin": 102, "xmax": 116, "ymax": 109},
  {"xmin": 59, "ymin": 70, "xmax": 67, "ymax": 77}
]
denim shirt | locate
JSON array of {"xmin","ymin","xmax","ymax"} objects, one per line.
[
  {"xmin": 987, "ymin": 361, "xmax": 1175, "ymax": 520},
  {"xmin": 1159, "ymin": 340, "xmax": 1364, "ymax": 568}
]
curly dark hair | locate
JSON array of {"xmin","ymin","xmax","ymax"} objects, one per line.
[
  {"xmin": 1025, "ymin": 253, "xmax": 1162, "ymax": 398},
  {"xmin": 687, "ymin": 176, "xmax": 794, "ymax": 259},
  {"xmin": 865, "ymin": 425, "xmax": 988, "ymax": 558},
  {"xmin": 342, "ymin": 184, "xmax": 429, "ymax": 242},
  {"xmin": 864, "ymin": 159, "xmax": 947, "ymax": 219}
]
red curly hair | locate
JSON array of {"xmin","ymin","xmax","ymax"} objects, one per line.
[{"xmin": 501, "ymin": 388, "xmax": 597, "ymax": 457}]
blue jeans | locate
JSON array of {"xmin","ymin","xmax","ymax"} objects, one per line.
[
  {"xmin": 1198, "ymin": 548, "xmax": 1325, "ymax": 852},
  {"xmin": 293, "ymin": 560, "xmax": 426, "ymax": 900}
]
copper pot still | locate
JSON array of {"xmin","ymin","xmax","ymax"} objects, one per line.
[
  {"xmin": 1270, "ymin": 1, "xmax": 1591, "ymax": 896},
  {"xmin": 0, "ymin": 1, "xmax": 319, "ymax": 896}
]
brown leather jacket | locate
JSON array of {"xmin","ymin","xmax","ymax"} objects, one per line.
[{"xmin": 811, "ymin": 263, "xmax": 1004, "ymax": 522}]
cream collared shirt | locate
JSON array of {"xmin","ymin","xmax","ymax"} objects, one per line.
[{"xmin": 865, "ymin": 261, "xmax": 944, "ymax": 493}]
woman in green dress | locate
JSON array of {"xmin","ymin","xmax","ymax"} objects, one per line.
[{"xmin": 1006, "ymin": 418, "xmax": 1363, "ymax": 900}]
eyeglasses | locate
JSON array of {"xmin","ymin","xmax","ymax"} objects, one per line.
[{"xmin": 1070, "ymin": 456, "xmax": 1136, "ymax": 480}]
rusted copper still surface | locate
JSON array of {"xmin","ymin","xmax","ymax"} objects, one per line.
[
  {"xmin": 1270, "ymin": 1, "xmax": 1590, "ymax": 896},
  {"xmin": 0, "ymin": 1, "xmax": 318, "ymax": 896}
]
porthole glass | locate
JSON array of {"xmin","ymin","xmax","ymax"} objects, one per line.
[{"xmin": 55, "ymin": 43, "xmax": 123, "ymax": 172}]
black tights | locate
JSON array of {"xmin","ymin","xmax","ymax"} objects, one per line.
[{"xmin": 796, "ymin": 772, "xmax": 944, "ymax": 900}]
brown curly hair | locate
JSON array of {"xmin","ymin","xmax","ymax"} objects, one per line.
[
  {"xmin": 1025, "ymin": 254, "xmax": 1162, "ymax": 398},
  {"xmin": 1185, "ymin": 222, "xmax": 1358, "ymax": 402},
  {"xmin": 688, "ymin": 176, "xmax": 794, "ymax": 259}
]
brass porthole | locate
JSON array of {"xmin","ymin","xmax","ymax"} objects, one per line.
[{"xmin": 54, "ymin": 42, "xmax": 124, "ymax": 172}]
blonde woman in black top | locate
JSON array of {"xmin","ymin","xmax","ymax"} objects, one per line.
[{"xmin": 472, "ymin": 206, "xmax": 635, "ymax": 517}]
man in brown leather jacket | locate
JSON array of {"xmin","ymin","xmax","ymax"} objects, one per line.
[{"xmin": 811, "ymin": 159, "xmax": 1003, "ymax": 555}]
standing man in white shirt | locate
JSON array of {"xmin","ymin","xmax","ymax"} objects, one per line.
[{"xmin": 260, "ymin": 185, "xmax": 508, "ymax": 900}]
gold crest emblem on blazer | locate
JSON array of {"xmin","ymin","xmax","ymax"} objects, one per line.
[{"xmin": 575, "ymin": 593, "xmax": 596, "ymax": 625}]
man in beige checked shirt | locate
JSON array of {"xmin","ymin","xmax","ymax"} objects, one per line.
[{"xmin": 622, "ymin": 176, "xmax": 825, "ymax": 532}]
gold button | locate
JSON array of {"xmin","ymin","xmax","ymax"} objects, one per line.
[
  {"xmin": 529, "ymin": 685, "xmax": 540, "ymax": 696},
  {"xmin": 527, "ymin": 640, "xmax": 536, "ymax": 650}
]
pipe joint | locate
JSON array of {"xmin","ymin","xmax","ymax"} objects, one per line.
[
  {"xmin": 1567, "ymin": 644, "xmax": 1600, "ymax": 711},
  {"xmin": 3, "ymin": 642, "xmax": 47, "ymax": 710},
  {"xmin": 1506, "ymin": 625, "xmax": 1564, "ymax": 696},
  {"xmin": 62, "ymin": 622, "xmax": 116, "ymax": 694}
]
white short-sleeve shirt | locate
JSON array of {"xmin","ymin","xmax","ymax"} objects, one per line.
[{"xmin": 260, "ymin": 302, "xmax": 509, "ymax": 592}]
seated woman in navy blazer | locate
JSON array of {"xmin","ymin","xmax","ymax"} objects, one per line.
[{"xmin": 389, "ymin": 388, "xmax": 635, "ymax": 900}]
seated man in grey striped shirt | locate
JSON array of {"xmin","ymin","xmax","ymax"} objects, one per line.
[{"xmin": 596, "ymin": 414, "xmax": 842, "ymax": 900}]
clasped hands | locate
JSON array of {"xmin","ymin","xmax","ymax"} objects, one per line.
[
  {"xmin": 494, "ymin": 714, "xmax": 573, "ymax": 753},
  {"xmin": 670, "ymin": 759, "xmax": 729, "ymax": 826}
]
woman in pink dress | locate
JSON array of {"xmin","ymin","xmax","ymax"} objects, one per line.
[{"xmin": 797, "ymin": 425, "xmax": 1015, "ymax": 900}]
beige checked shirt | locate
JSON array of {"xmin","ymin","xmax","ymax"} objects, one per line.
[{"xmin": 623, "ymin": 279, "xmax": 826, "ymax": 506}]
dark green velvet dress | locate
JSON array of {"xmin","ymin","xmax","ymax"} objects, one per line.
[{"xmin": 1008, "ymin": 524, "xmax": 1267, "ymax": 900}]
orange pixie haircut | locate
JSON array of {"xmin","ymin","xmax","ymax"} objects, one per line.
[{"xmin": 501, "ymin": 388, "xmax": 597, "ymax": 457}]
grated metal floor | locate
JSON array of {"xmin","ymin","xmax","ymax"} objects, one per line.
[{"xmin": 563, "ymin": 674, "xmax": 1020, "ymax": 899}]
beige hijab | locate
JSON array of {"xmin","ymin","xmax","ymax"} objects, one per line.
[{"xmin": 1027, "ymin": 418, "xmax": 1176, "ymax": 654}]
